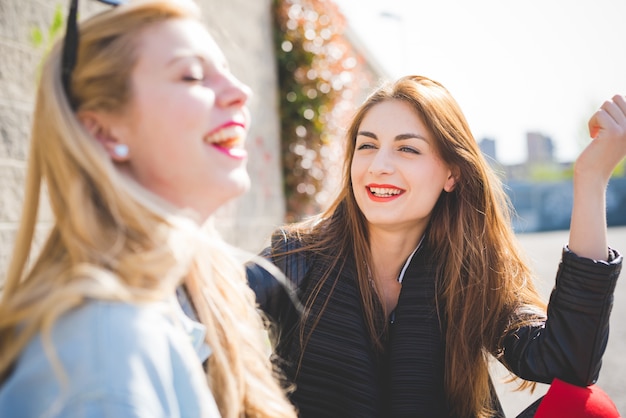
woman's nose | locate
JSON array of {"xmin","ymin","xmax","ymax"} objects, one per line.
[
  {"xmin": 368, "ymin": 149, "xmax": 394, "ymax": 175},
  {"xmin": 217, "ymin": 73, "xmax": 251, "ymax": 108}
]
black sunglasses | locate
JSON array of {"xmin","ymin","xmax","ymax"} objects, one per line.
[{"xmin": 61, "ymin": 0, "xmax": 124, "ymax": 104}]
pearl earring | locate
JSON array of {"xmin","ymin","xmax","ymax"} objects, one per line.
[{"xmin": 113, "ymin": 144, "xmax": 129, "ymax": 158}]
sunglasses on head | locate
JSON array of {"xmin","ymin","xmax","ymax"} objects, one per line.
[{"xmin": 61, "ymin": 0, "xmax": 125, "ymax": 104}]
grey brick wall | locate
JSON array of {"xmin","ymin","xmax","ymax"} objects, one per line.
[
  {"xmin": 200, "ymin": 0, "xmax": 286, "ymax": 252},
  {"xmin": 0, "ymin": 0, "xmax": 284, "ymax": 277}
]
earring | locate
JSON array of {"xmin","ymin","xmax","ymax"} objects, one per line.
[{"xmin": 113, "ymin": 144, "xmax": 129, "ymax": 158}]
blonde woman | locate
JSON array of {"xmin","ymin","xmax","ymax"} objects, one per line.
[
  {"xmin": 0, "ymin": 1, "xmax": 296, "ymax": 417},
  {"xmin": 248, "ymin": 76, "xmax": 625, "ymax": 417}
]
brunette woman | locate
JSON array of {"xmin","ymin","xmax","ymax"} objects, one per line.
[{"xmin": 248, "ymin": 76, "xmax": 624, "ymax": 417}]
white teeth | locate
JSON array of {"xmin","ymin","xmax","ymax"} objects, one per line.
[
  {"xmin": 205, "ymin": 126, "xmax": 245, "ymax": 145},
  {"xmin": 369, "ymin": 187, "xmax": 402, "ymax": 197}
]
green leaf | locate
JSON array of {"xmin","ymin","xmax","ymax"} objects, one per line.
[
  {"xmin": 50, "ymin": 4, "xmax": 65, "ymax": 37},
  {"xmin": 30, "ymin": 28, "xmax": 44, "ymax": 47}
]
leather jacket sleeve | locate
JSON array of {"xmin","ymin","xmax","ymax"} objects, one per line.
[
  {"xmin": 246, "ymin": 230, "xmax": 308, "ymax": 342},
  {"xmin": 246, "ymin": 246, "xmax": 288, "ymax": 321},
  {"xmin": 500, "ymin": 246, "xmax": 622, "ymax": 386}
]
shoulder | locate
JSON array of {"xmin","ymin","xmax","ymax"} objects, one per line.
[
  {"xmin": 0, "ymin": 300, "xmax": 218, "ymax": 417},
  {"xmin": 50, "ymin": 300, "xmax": 182, "ymax": 364},
  {"xmin": 13, "ymin": 301, "xmax": 175, "ymax": 368}
]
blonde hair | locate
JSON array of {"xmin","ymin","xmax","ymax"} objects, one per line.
[{"xmin": 0, "ymin": 1, "xmax": 295, "ymax": 417}]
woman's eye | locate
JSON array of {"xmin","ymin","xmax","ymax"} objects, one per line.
[
  {"xmin": 399, "ymin": 146, "xmax": 420, "ymax": 154},
  {"xmin": 183, "ymin": 75, "xmax": 204, "ymax": 82},
  {"xmin": 182, "ymin": 67, "xmax": 206, "ymax": 82},
  {"xmin": 356, "ymin": 143, "xmax": 376, "ymax": 150}
]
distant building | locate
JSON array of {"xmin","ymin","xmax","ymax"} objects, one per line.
[
  {"xmin": 526, "ymin": 131, "xmax": 555, "ymax": 163},
  {"xmin": 478, "ymin": 137, "xmax": 497, "ymax": 163},
  {"xmin": 503, "ymin": 163, "xmax": 530, "ymax": 181}
]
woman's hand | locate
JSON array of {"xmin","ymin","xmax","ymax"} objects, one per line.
[{"xmin": 577, "ymin": 95, "xmax": 626, "ymax": 184}]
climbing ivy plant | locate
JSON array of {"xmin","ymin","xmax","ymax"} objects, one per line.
[
  {"xmin": 31, "ymin": 4, "xmax": 65, "ymax": 50},
  {"xmin": 272, "ymin": 0, "xmax": 373, "ymax": 221},
  {"xmin": 30, "ymin": 4, "xmax": 65, "ymax": 78}
]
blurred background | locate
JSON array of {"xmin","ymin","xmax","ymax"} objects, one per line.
[{"xmin": 1, "ymin": 0, "xmax": 624, "ymax": 415}]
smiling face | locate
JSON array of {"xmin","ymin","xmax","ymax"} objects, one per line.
[
  {"xmin": 100, "ymin": 18, "xmax": 252, "ymax": 221},
  {"xmin": 351, "ymin": 99, "xmax": 456, "ymax": 236}
]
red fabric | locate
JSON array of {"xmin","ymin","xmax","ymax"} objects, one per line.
[{"xmin": 535, "ymin": 379, "xmax": 621, "ymax": 417}]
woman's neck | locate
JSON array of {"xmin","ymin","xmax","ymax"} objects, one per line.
[{"xmin": 368, "ymin": 226, "xmax": 425, "ymax": 283}]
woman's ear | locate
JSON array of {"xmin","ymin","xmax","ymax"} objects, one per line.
[
  {"xmin": 78, "ymin": 111, "xmax": 130, "ymax": 162},
  {"xmin": 443, "ymin": 169, "xmax": 458, "ymax": 193}
]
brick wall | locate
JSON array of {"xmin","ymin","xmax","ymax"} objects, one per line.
[
  {"xmin": 198, "ymin": 0, "xmax": 286, "ymax": 252},
  {"xmin": 0, "ymin": 0, "xmax": 284, "ymax": 277}
]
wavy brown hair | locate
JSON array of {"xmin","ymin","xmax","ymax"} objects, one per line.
[
  {"xmin": 0, "ymin": 2, "xmax": 295, "ymax": 417},
  {"xmin": 287, "ymin": 75, "xmax": 546, "ymax": 417}
]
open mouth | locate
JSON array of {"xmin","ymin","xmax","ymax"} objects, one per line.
[
  {"xmin": 205, "ymin": 125, "xmax": 245, "ymax": 148},
  {"xmin": 367, "ymin": 186, "xmax": 404, "ymax": 197},
  {"xmin": 204, "ymin": 125, "xmax": 247, "ymax": 159}
]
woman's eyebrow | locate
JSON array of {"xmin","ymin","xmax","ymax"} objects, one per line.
[
  {"xmin": 166, "ymin": 53, "xmax": 211, "ymax": 67},
  {"xmin": 356, "ymin": 130, "xmax": 377, "ymax": 139},
  {"xmin": 357, "ymin": 131, "xmax": 429, "ymax": 143},
  {"xmin": 395, "ymin": 133, "xmax": 429, "ymax": 142}
]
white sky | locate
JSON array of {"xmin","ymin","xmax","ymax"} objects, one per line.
[{"xmin": 333, "ymin": 0, "xmax": 626, "ymax": 164}]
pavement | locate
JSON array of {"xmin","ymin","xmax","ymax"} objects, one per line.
[{"xmin": 493, "ymin": 226, "xmax": 626, "ymax": 417}]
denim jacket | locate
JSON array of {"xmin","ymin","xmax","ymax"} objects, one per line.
[{"xmin": 0, "ymin": 298, "xmax": 220, "ymax": 418}]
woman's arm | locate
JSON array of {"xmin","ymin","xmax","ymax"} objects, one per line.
[
  {"xmin": 501, "ymin": 248, "xmax": 621, "ymax": 385},
  {"xmin": 501, "ymin": 95, "xmax": 626, "ymax": 385},
  {"xmin": 569, "ymin": 95, "xmax": 626, "ymax": 260},
  {"xmin": 246, "ymin": 229, "xmax": 307, "ymax": 344}
]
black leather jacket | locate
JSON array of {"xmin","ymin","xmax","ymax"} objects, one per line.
[{"xmin": 247, "ymin": 231, "xmax": 622, "ymax": 417}]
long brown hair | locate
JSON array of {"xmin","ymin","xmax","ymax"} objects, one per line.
[
  {"xmin": 0, "ymin": 2, "xmax": 295, "ymax": 417},
  {"xmin": 287, "ymin": 75, "xmax": 546, "ymax": 417}
]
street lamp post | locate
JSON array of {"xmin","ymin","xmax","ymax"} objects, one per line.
[{"xmin": 379, "ymin": 10, "xmax": 407, "ymax": 75}]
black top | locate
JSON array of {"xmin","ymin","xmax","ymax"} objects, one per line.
[{"xmin": 247, "ymin": 233, "xmax": 622, "ymax": 418}]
